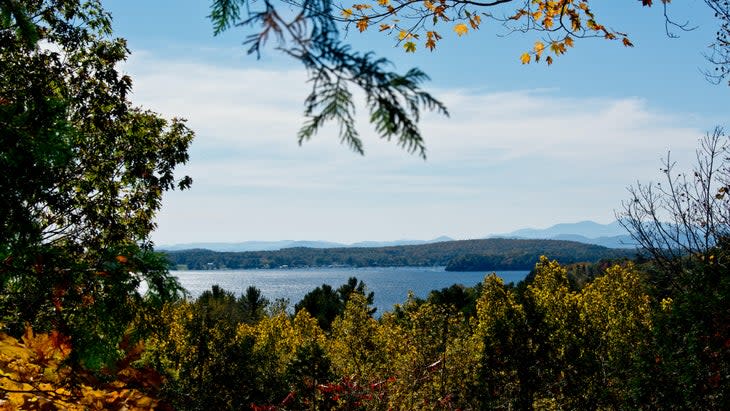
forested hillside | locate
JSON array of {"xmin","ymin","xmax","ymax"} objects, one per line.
[{"xmin": 163, "ymin": 238, "xmax": 635, "ymax": 270}]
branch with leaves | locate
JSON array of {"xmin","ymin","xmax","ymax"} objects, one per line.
[{"xmin": 210, "ymin": 0, "xmax": 448, "ymax": 158}]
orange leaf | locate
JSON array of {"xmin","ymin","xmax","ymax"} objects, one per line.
[{"xmin": 453, "ymin": 23, "xmax": 468, "ymax": 36}]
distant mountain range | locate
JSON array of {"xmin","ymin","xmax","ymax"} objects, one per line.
[
  {"xmin": 157, "ymin": 221, "xmax": 639, "ymax": 252},
  {"xmin": 492, "ymin": 220, "xmax": 637, "ymax": 249},
  {"xmin": 157, "ymin": 236, "xmax": 455, "ymax": 252}
]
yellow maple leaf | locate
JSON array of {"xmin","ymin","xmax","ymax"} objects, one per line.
[
  {"xmin": 520, "ymin": 52, "xmax": 531, "ymax": 64},
  {"xmin": 356, "ymin": 17, "xmax": 369, "ymax": 32},
  {"xmin": 453, "ymin": 23, "xmax": 468, "ymax": 36},
  {"xmin": 341, "ymin": 8, "xmax": 353, "ymax": 18},
  {"xmin": 403, "ymin": 41, "xmax": 417, "ymax": 52},
  {"xmin": 534, "ymin": 41, "xmax": 545, "ymax": 56},
  {"xmin": 398, "ymin": 30, "xmax": 409, "ymax": 40},
  {"xmin": 564, "ymin": 36, "xmax": 574, "ymax": 48},
  {"xmin": 378, "ymin": 0, "xmax": 389, "ymax": 5}
]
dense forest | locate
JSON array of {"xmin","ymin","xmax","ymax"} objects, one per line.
[{"xmin": 163, "ymin": 238, "xmax": 635, "ymax": 271}]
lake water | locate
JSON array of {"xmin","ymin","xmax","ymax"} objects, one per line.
[{"xmin": 172, "ymin": 267, "xmax": 529, "ymax": 314}]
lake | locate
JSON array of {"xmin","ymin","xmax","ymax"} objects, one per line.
[{"xmin": 172, "ymin": 267, "xmax": 529, "ymax": 314}]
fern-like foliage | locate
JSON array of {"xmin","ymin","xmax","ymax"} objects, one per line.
[{"xmin": 208, "ymin": 0, "xmax": 447, "ymax": 158}]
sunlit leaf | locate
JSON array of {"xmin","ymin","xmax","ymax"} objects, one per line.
[{"xmin": 453, "ymin": 23, "xmax": 468, "ymax": 36}]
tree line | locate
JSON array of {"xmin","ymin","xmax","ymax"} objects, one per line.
[{"xmin": 163, "ymin": 238, "xmax": 634, "ymax": 271}]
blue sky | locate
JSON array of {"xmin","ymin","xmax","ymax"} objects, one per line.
[{"xmin": 107, "ymin": 0, "xmax": 727, "ymax": 245}]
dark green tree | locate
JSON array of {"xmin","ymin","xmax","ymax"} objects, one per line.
[
  {"xmin": 0, "ymin": 0, "xmax": 192, "ymax": 368},
  {"xmin": 295, "ymin": 284, "xmax": 342, "ymax": 331},
  {"xmin": 295, "ymin": 277, "xmax": 374, "ymax": 330}
]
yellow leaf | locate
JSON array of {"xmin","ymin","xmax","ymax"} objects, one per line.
[
  {"xmin": 543, "ymin": 16, "xmax": 553, "ymax": 29},
  {"xmin": 353, "ymin": 3, "xmax": 371, "ymax": 10},
  {"xmin": 403, "ymin": 41, "xmax": 417, "ymax": 52},
  {"xmin": 470, "ymin": 15, "xmax": 481, "ymax": 29},
  {"xmin": 520, "ymin": 52, "xmax": 531, "ymax": 64},
  {"xmin": 546, "ymin": 55, "xmax": 553, "ymax": 65},
  {"xmin": 356, "ymin": 17, "xmax": 369, "ymax": 32},
  {"xmin": 426, "ymin": 39, "xmax": 436, "ymax": 51},
  {"xmin": 424, "ymin": 0, "xmax": 435, "ymax": 11},
  {"xmin": 534, "ymin": 41, "xmax": 545, "ymax": 56},
  {"xmin": 564, "ymin": 36, "xmax": 574, "ymax": 47},
  {"xmin": 341, "ymin": 8, "xmax": 353, "ymax": 18},
  {"xmin": 378, "ymin": 0, "xmax": 389, "ymax": 5},
  {"xmin": 453, "ymin": 23, "xmax": 468, "ymax": 36},
  {"xmin": 379, "ymin": 23, "xmax": 391, "ymax": 31},
  {"xmin": 550, "ymin": 41, "xmax": 565, "ymax": 55},
  {"xmin": 622, "ymin": 37, "xmax": 634, "ymax": 47}
]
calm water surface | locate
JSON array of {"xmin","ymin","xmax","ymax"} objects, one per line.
[{"xmin": 173, "ymin": 267, "xmax": 529, "ymax": 314}]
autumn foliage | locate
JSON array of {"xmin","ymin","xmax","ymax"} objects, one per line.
[
  {"xmin": 335, "ymin": 0, "xmax": 651, "ymax": 62},
  {"xmin": 0, "ymin": 327, "xmax": 161, "ymax": 410}
]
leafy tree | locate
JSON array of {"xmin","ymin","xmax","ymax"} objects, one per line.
[
  {"xmin": 426, "ymin": 282, "xmax": 481, "ymax": 318},
  {"xmin": 295, "ymin": 276, "xmax": 375, "ymax": 330},
  {"xmin": 240, "ymin": 285, "xmax": 270, "ymax": 322},
  {"xmin": 619, "ymin": 129, "xmax": 730, "ymax": 409},
  {"xmin": 0, "ymin": 0, "xmax": 192, "ymax": 369},
  {"xmin": 328, "ymin": 292, "xmax": 385, "ymax": 380},
  {"xmin": 147, "ymin": 300, "xmax": 264, "ymax": 410},
  {"xmin": 295, "ymin": 283, "xmax": 343, "ymax": 331},
  {"xmin": 474, "ymin": 274, "xmax": 534, "ymax": 410}
]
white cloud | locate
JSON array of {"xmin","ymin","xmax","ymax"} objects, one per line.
[{"xmin": 120, "ymin": 53, "xmax": 714, "ymax": 244}]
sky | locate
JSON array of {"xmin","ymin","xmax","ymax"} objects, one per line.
[{"xmin": 106, "ymin": 0, "xmax": 728, "ymax": 245}]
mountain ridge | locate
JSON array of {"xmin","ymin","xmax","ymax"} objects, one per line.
[
  {"xmin": 490, "ymin": 220, "xmax": 637, "ymax": 249},
  {"xmin": 157, "ymin": 236, "xmax": 456, "ymax": 252},
  {"xmin": 157, "ymin": 220, "xmax": 640, "ymax": 252}
]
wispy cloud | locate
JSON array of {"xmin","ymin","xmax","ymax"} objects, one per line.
[{"xmin": 121, "ymin": 53, "xmax": 714, "ymax": 244}]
